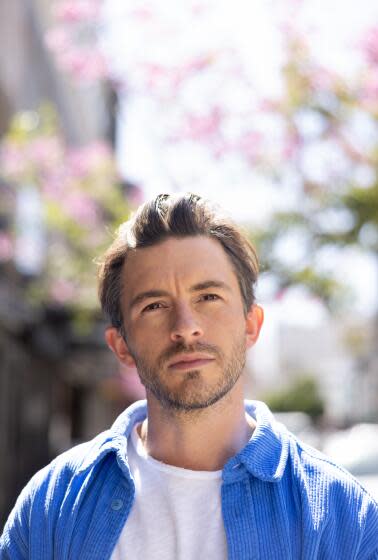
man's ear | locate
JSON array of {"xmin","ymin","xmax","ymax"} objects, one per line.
[
  {"xmin": 105, "ymin": 327, "xmax": 136, "ymax": 367},
  {"xmin": 245, "ymin": 304, "xmax": 264, "ymax": 349}
]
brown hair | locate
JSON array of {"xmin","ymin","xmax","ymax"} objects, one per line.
[{"xmin": 98, "ymin": 193, "xmax": 259, "ymax": 334}]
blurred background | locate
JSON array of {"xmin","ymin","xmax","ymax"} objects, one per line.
[{"xmin": 0, "ymin": 0, "xmax": 377, "ymax": 527}]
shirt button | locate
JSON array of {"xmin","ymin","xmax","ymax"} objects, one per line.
[{"xmin": 111, "ymin": 499, "xmax": 123, "ymax": 511}]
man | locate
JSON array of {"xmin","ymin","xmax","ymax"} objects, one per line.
[{"xmin": 1, "ymin": 192, "xmax": 377, "ymax": 559}]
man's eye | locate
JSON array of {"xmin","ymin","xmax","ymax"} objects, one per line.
[
  {"xmin": 201, "ymin": 293, "xmax": 220, "ymax": 301},
  {"xmin": 142, "ymin": 302, "xmax": 164, "ymax": 312}
]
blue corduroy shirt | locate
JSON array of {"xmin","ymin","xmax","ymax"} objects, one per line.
[{"xmin": 1, "ymin": 400, "xmax": 378, "ymax": 559}]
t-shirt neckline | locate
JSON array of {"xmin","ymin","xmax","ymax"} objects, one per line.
[{"xmin": 130, "ymin": 422, "xmax": 223, "ymax": 480}]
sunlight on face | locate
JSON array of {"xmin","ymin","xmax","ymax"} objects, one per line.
[{"xmin": 121, "ymin": 236, "xmax": 250, "ymax": 411}]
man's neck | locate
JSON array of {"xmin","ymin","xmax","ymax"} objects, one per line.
[{"xmin": 137, "ymin": 379, "xmax": 255, "ymax": 471}]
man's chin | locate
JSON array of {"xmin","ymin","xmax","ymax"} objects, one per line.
[{"xmin": 151, "ymin": 384, "xmax": 233, "ymax": 412}]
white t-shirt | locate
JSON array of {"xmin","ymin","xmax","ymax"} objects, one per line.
[{"xmin": 111, "ymin": 423, "xmax": 228, "ymax": 560}]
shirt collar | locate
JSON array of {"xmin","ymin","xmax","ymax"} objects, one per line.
[
  {"xmin": 77, "ymin": 399, "xmax": 147, "ymax": 476},
  {"xmin": 222, "ymin": 400, "xmax": 290, "ymax": 483},
  {"xmin": 77, "ymin": 399, "xmax": 289, "ymax": 483}
]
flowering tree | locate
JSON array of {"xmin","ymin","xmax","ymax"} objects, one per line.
[
  {"xmin": 45, "ymin": 1, "xmax": 280, "ymax": 171},
  {"xmin": 45, "ymin": 0, "xmax": 108, "ymax": 83},
  {"xmin": 0, "ymin": 105, "xmax": 129, "ymax": 321},
  {"xmin": 251, "ymin": 25, "xmax": 378, "ymax": 308},
  {"xmin": 43, "ymin": 1, "xmax": 378, "ymax": 313},
  {"xmin": 2, "ymin": 1, "xmax": 376, "ymax": 319}
]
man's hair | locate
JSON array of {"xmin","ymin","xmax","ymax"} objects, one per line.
[{"xmin": 98, "ymin": 193, "xmax": 259, "ymax": 333}]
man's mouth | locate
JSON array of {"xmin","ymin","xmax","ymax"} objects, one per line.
[{"xmin": 168, "ymin": 355, "xmax": 215, "ymax": 370}]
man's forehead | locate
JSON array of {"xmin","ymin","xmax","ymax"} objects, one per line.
[
  {"xmin": 121, "ymin": 236, "xmax": 239, "ymax": 297},
  {"xmin": 124, "ymin": 236, "xmax": 232, "ymax": 272}
]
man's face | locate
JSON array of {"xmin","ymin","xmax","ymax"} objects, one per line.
[{"xmin": 117, "ymin": 235, "xmax": 262, "ymax": 412}]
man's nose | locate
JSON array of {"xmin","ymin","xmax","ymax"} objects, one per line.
[{"xmin": 170, "ymin": 304, "xmax": 203, "ymax": 343}]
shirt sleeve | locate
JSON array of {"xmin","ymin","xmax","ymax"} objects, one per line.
[
  {"xmin": 357, "ymin": 495, "xmax": 378, "ymax": 560},
  {"xmin": 0, "ymin": 482, "xmax": 32, "ymax": 560}
]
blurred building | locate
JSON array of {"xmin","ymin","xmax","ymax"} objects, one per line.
[
  {"xmin": 252, "ymin": 312, "xmax": 378, "ymax": 426},
  {"xmin": 0, "ymin": 271, "xmax": 148, "ymax": 525},
  {"xmin": 0, "ymin": 0, "xmax": 112, "ymax": 142},
  {"xmin": 0, "ymin": 0, "xmax": 118, "ymax": 528},
  {"xmin": 0, "ymin": 276, "xmax": 141, "ymax": 527}
]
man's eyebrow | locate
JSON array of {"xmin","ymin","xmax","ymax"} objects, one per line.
[
  {"xmin": 189, "ymin": 280, "xmax": 232, "ymax": 293},
  {"xmin": 129, "ymin": 280, "xmax": 231, "ymax": 310}
]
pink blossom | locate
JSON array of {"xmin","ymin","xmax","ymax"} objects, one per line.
[
  {"xmin": 235, "ymin": 131, "xmax": 263, "ymax": 162},
  {"xmin": 164, "ymin": 55, "xmax": 213, "ymax": 92},
  {"xmin": 0, "ymin": 233, "xmax": 13, "ymax": 262},
  {"xmin": 335, "ymin": 131, "xmax": 367, "ymax": 164},
  {"xmin": 279, "ymin": 22, "xmax": 308, "ymax": 49},
  {"xmin": 58, "ymin": 49, "xmax": 108, "ymax": 81},
  {"xmin": 27, "ymin": 137, "xmax": 63, "ymax": 170},
  {"xmin": 191, "ymin": 3, "xmax": 208, "ymax": 16},
  {"xmin": 359, "ymin": 71, "xmax": 378, "ymax": 109},
  {"xmin": 142, "ymin": 56, "xmax": 212, "ymax": 96},
  {"xmin": 259, "ymin": 98, "xmax": 282, "ymax": 112},
  {"xmin": 181, "ymin": 55, "xmax": 213, "ymax": 76},
  {"xmin": 130, "ymin": 7, "xmax": 154, "ymax": 21},
  {"xmin": 1, "ymin": 136, "xmax": 65, "ymax": 180},
  {"xmin": 44, "ymin": 27, "xmax": 70, "ymax": 54},
  {"xmin": 67, "ymin": 141, "xmax": 112, "ymax": 178},
  {"xmin": 66, "ymin": 147, "xmax": 91, "ymax": 178},
  {"xmin": 212, "ymin": 139, "xmax": 229, "ymax": 160},
  {"xmin": 84, "ymin": 228, "xmax": 107, "ymax": 248},
  {"xmin": 126, "ymin": 184, "xmax": 144, "ymax": 208},
  {"xmin": 0, "ymin": 144, "xmax": 27, "ymax": 177},
  {"xmin": 85, "ymin": 140, "xmax": 112, "ymax": 163},
  {"xmin": 49, "ymin": 279, "xmax": 77, "ymax": 304},
  {"xmin": 142, "ymin": 62, "xmax": 171, "ymax": 92},
  {"xmin": 361, "ymin": 26, "xmax": 378, "ymax": 67},
  {"xmin": 41, "ymin": 170, "xmax": 68, "ymax": 200},
  {"xmin": 168, "ymin": 107, "xmax": 228, "ymax": 156},
  {"xmin": 54, "ymin": 0, "xmax": 101, "ymax": 23},
  {"xmin": 181, "ymin": 107, "xmax": 223, "ymax": 141},
  {"xmin": 282, "ymin": 129, "xmax": 302, "ymax": 159},
  {"xmin": 309, "ymin": 67, "xmax": 339, "ymax": 91},
  {"xmin": 274, "ymin": 288, "xmax": 287, "ymax": 301},
  {"xmin": 63, "ymin": 191, "xmax": 99, "ymax": 226}
]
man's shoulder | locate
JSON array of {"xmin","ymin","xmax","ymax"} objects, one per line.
[
  {"xmin": 248, "ymin": 400, "xmax": 377, "ymax": 506},
  {"xmin": 286, "ymin": 433, "xmax": 378, "ymax": 554},
  {"xmin": 3, "ymin": 399, "xmax": 146, "ymax": 536},
  {"xmin": 30, "ymin": 429, "xmax": 117, "ymax": 494},
  {"xmin": 0, "ymin": 427, "xmax": 128, "ymax": 556},
  {"xmin": 288, "ymin": 433, "xmax": 372, "ymax": 493},
  {"xmin": 245, "ymin": 400, "xmax": 376, "ymax": 499},
  {"xmin": 4, "ymin": 429, "xmax": 117, "ymax": 527},
  {"xmin": 286, "ymin": 430, "xmax": 378, "ymax": 523}
]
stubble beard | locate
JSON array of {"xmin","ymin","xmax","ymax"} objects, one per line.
[{"xmin": 129, "ymin": 336, "xmax": 247, "ymax": 413}]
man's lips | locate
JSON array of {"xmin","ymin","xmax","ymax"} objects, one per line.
[{"xmin": 167, "ymin": 354, "xmax": 215, "ymax": 370}]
